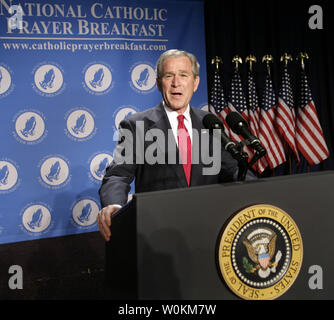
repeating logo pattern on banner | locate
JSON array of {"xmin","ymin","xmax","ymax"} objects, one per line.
[
  {"xmin": 65, "ymin": 107, "xmax": 97, "ymax": 141},
  {"xmin": 32, "ymin": 62, "xmax": 65, "ymax": 97},
  {"xmin": 113, "ymin": 105, "xmax": 138, "ymax": 130},
  {"xmin": 0, "ymin": 64, "xmax": 14, "ymax": 98},
  {"xmin": 13, "ymin": 109, "xmax": 47, "ymax": 144},
  {"xmin": 38, "ymin": 155, "xmax": 71, "ymax": 189},
  {"xmin": 0, "ymin": 0, "xmax": 208, "ymax": 244},
  {"xmin": 71, "ymin": 198, "xmax": 100, "ymax": 228},
  {"xmin": 0, "ymin": 159, "xmax": 20, "ymax": 194},
  {"xmin": 82, "ymin": 62, "xmax": 114, "ymax": 95},
  {"xmin": 20, "ymin": 203, "xmax": 53, "ymax": 236},
  {"xmin": 88, "ymin": 152, "xmax": 113, "ymax": 183},
  {"xmin": 129, "ymin": 62, "xmax": 156, "ymax": 94}
]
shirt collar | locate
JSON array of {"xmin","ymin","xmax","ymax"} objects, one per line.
[{"xmin": 162, "ymin": 101, "xmax": 191, "ymax": 122}]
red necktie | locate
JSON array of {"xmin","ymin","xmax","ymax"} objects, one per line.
[{"xmin": 177, "ymin": 114, "xmax": 191, "ymax": 186}]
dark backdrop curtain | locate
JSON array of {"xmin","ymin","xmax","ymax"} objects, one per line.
[{"xmin": 204, "ymin": 0, "xmax": 334, "ymax": 175}]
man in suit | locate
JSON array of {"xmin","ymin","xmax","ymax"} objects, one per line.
[{"xmin": 97, "ymin": 49, "xmax": 253, "ymax": 241}]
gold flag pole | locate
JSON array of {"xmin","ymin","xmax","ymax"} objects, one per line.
[
  {"xmin": 262, "ymin": 55, "xmax": 274, "ymax": 176},
  {"xmin": 232, "ymin": 55, "xmax": 242, "ymax": 71},
  {"xmin": 297, "ymin": 52, "xmax": 310, "ymax": 173},
  {"xmin": 211, "ymin": 56, "xmax": 222, "ymax": 71},
  {"xmin": 245, "ymin": 55, "xmax": 257, "ymax": 71},
  {"xmin": 296, "ymin": 52, "xmax": 309, "ymax": 70},
  {"xmin": 280, "ymin": 53, "xmax": 293, "ymax": 175},
  {"xmin": 262, "ymin": 54, "xmax": 273, "ymax": 75},
  {"xmin": 280, "ymin": 53, "xmax": 292, "ymax": 67}
]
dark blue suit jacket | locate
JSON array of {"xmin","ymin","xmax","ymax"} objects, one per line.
[{"xmin": 99, "ymin": 103, "xmax": 247, "ymax": 207}]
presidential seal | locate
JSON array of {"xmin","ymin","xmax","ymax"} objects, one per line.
[{"xmin": 217, "ymin": 204, "xmax": 303, "ymax": 300}]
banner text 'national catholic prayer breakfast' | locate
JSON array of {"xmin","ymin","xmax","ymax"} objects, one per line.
[{"xmin": 0, "ymin": 1, "xmax": 167, "ymax": 37}]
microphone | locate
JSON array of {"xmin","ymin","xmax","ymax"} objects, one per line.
[
  {"xmin": 202, "ymin": 113, "xmax": 246, "ymax": 162},
  {"xmin": 226, "ymin": 112, "xmax": 266, "ymax": 156}
]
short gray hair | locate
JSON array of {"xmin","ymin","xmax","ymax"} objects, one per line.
[{"xmin": 156, "ymin": 49, "xmax": 200, "ymax": 79}]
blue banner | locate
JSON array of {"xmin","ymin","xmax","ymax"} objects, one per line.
[{"xmin": 0, "ymin": 0, "xmax": 208, "ymax": 244}]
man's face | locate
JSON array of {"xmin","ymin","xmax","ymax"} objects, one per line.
[{"xmin": 157, "ymin": 56, "xmax": 200, "ymax": 114}]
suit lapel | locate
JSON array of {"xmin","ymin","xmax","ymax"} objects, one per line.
[
  {"xmin": 146, "ymin": 103, "xmax": 188, "ymax": 188},
  {"xmin": 144, "ymin": 104, "xmax": 209, "ymax": 188}
]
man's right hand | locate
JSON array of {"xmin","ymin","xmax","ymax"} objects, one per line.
[{"xmin": 96, "ymin": 204, "xmax": 121, "ymax": 241}]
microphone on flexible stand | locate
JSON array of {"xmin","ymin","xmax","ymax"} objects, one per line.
[
  {"xmin": 202, "ymin": 113, "xmax": 249, "ymax": 180},
  {"xmin": 226, "ymin": 112, "xmax": 266, "ymax": 166}
]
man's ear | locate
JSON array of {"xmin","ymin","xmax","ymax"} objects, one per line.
[{"xmin": 193, "ymin": 76, "xmax": 200, "ymax": 92}]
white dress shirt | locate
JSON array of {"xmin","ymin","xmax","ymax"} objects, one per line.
[{"xmin": 163, "ymin": 101, "xmax": 193, "ymax": 146}]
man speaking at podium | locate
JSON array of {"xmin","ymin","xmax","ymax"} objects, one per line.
[{"xmin": 97, "ymin": 49, "xmax": 255, "ymax": 241}]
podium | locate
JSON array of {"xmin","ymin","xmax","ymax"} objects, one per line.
[{"xmin": 106, "ymin": 171, "xmax": 334, "ymax": 300}]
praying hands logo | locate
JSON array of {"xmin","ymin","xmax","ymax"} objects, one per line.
[
  {"xmin": 83, "ymin": 63, "xmax": 112, "ymax": 94},
  {"xmin": 130, "ymin": 63, "xmax": 156, "ymax": 93},
  {"xmin": 72, "ymin": 199, "xmax": 99, "ymax": 227},
  {"xmin": 77, "ymin": 203, "xmax": 92, "ymax": 224},
  {"xmin": 27, "ymin": 208, "xmax": 43, "ymax": 230},
  {"xmin": 0, "ymin": 160, "xmax": 19, "ymax": 192},
  {"xmin": 89, "ymin": 68, "xmax": 104, "ymax": 88},
  {"xmin": 14, "ymin": 111, "xmax": 46, "ymax": 144},
  {"xmin": 33, "ymin": 63, "xmax": 64, "ymax": 96},
  {"xmin": 21, "ymin": 204, "xmax": 52, "ymax": 234},
  {"xmin": 0, "ymin": 165, "xmax": 9, "ymax": 185},
  {"xmin": 39, "ymin": 156, "xmax": 70, "ymax": 188},
  {"xmin": 94, "ymin": 157, "xmax": 109, "ymax": 178},
  {"xmin": 71, "ymin": 113, "xmax": 87, "ymax": 135},
  {"xmin": 136, "ymin": 68, "xmax": 149, "ymax": 87},
  {"xmin": 0, "ymin": 65, "xmax": 12, "ymax": 96},
  {"xmin": 89, "ymin": 153, "xmax": 113, "ymax": 182},
  {"xmin": 39, "ymin": 68, "xmax": 55, "ymax": 90},
  {"xmin": 20, "ymin": 116, "xmax": 36, "ymax": 137},
  {"xmin": 45, "ymin": 161, "xmax": 61, "ymax": 183},
  {"xmin": 65, "ymin": 109, "xmax": 95, "ymax": 141}
]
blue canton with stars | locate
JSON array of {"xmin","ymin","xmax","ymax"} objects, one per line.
[
  {"xmin": 279, "ymin": 67, "xmax": 294, "ymax": 109},
  {"xmin": 299, "ymin": 70, "xmax": 313, "ymax": 108},
  {"xmin": 229, "ymin": 69, "xmax": 247, "ymax": 113},
  {"xmin": 247, "ymin": 70, "xmax": 259, "ymax": 111},
  {"xmin": 262, "ymin": 74, "xmax": 277, "ymax": 110},
  {"xmin": 210, "ymin": 69, "xmax": 227, "ymax": 113}
]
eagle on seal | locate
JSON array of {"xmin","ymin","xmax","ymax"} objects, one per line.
[{"xmin": 242, "ymin": 227, "xmax": 282, "ymax": 278}]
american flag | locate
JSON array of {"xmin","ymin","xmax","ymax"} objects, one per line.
[
  {"xmin": 209, "ymin": 68, "xmax": 230, "ymax": 135},
  {"xmin": 259, "ymin": 73, "xmax": 286, "ymax": 169},
  {"xmin": 228, "ymin": 69, "xmax": 253, "ymax": 158},
  {"xmin": 247, "ymin": 69, "xmax": 268, "ymax": 173},
  {"xmin": 276, "ymin": 66, "xmax": 300, "ymax": 165},
  {"xmin": 295, "ymin": 70, "xmax": 329, "ymax": 165}
]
